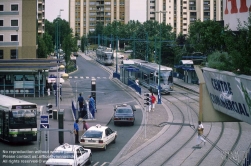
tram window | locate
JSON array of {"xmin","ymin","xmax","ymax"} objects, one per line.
[
  {"xmin": 150, "ymin": 72, "xmax": 154, "ymax": 81},
  {"xmin": 143, "ymin": 73, "xmax": 148, "ymax": 81}
]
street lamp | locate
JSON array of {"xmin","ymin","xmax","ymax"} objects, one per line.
[
  {"xmin": 56, "ymin": 9, "xmax": 64, "ymax": 60},
  {"xmin": 114, "ymin": 19, "xmax": 120, "ymax": 75},
  {"xmin": 154, "ymin": 11, "xmax": 167, "ymax": 104}
]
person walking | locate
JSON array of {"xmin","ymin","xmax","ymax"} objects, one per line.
[
  {"xmin": 89, "ymin": 95, "xmax": 96, "ymax": 119},
  {"xmin": 150, "ymin": 93, "xmax": 156, "ymax": 112},
  {"xmin": 77, "ymin": 93, "xmax": 84, "ymax": 117},
  {"xmin": 83, "ymin": 120, "xmax": 89, "ymax": 132},
  {"xmin": 197, "ymin": 121, "xmax": 206, "ymax": 146},
  {"xmin": 74, "ymin": 119, "xmax": 80, "ymax": 144}
]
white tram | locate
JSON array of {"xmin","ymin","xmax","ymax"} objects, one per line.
[
  {"xmin": 130, "ymin": 59, "xmax": 173, "ymax": 94},
  {"xmin": 96, "ymin": 46, "xmax": 114, "ymax": 66},
  {"xmin": 0, "ymin": 94, "xmax": 37, "ymax": 142}
]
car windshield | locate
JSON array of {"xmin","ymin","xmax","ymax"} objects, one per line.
[
  {"xmin": 84, "ymin": 130, "xmax": 102, "ymax": 138},
  {"xmin": 50, "ymin": 151, "xmax": 74, "ymax": 159},
  {"xmin": 116, "ymin": 109, "xmax": 132, "ymax": 114}
]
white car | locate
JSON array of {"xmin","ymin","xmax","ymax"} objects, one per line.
[
  {"xmin": 80, "ymin": 124, "xmax": 117, "ymax": 151},
  {"xmin": 114, "ymin": 53, "xmax": 124, "ymax": 59},
  {"xmin": 124, "ymin": 50, "xmax": 133, "ymax": 53},
  {"xmin": 45, "ymin": 143, "xmax": 92, "ymax": 166}
]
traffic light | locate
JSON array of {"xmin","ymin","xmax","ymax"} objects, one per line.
[{"xmin": 144, "ymin": 93, "xmax": 151, "ymax": 105}]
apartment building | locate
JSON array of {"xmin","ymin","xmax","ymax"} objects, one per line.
[
  {"xmin": 38, "ymin": 0, "xmax": 45, "ymax": 37},
  {"xmin": 0, "ymin": 0, "xmax": 37, "ymax": 59},
  {"xmin": 148, "ymin": 0, "xmax": 223, "ymax": 35},
  {"xmin": 69, "ymin": 0, "xmax": 130, "ymax": 37}
]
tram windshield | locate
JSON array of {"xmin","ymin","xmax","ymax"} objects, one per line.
[
  {"xmin": 10, "ymin": 109, "xmax": 36, "ymax": 125},
  {"xmin": 158, "ymin": 70, "xmax": 173, "ymax": 84}
]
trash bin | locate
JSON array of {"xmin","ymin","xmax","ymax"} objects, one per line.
[{"xmin": 53, "ymin": 109, "xmax": 57, "ymax": 120}]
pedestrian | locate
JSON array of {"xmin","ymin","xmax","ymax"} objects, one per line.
[
  {"xmin": 78, "ymin": 93, "xmax": 84, "ymax": 117},
  {"xmin": 89, "ymin": 95, "xmax": 95, "ymax": 118},
  {"xmin": 135, "ymin": 78, "xmax": 139, "ymax": 86},
  {"xmin": 197, "ymin": 121, "xmax": 206, "ymax": 146},
  {"xmin": 74, "ymin": 119, "xmax": 80, "ymax": 144},
  {"xmin": 150, "ymin": 93, "xmax": 156, "ymax": 111},
  {"xmin": 53, "ymin": 82, "xmax": 57, "ymax": 96},
  {"xmin": 83, "ymin": 120, "xmax": 89, "ymax": 132}
]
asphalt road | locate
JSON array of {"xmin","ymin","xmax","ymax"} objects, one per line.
[{"xmin": 69, "ymin": 55, "xmax": 143, "ymax": 165}]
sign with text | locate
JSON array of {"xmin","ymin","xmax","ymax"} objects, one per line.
[
  {"xmin": 202, "ymin": 67, "xmax": 251, "ymax": 124},
  {"xmin": 40, "ymin": 115, "xmax": 49, "ymax": 124},
  {"xmin": 223, "ymin": 0, "xmax": 251, "ymax": 30}
]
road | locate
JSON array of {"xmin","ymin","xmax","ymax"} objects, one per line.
[{"xmin": 69, "ymin": 53, "xmax": 143, "ymax": 165}]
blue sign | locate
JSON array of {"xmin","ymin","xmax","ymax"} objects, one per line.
[
  {"xmin": 40, "ymin": 115, "xmax": 49, "ymax": 124},
  {"xmin": 40, "ymin": 124, "xmax": 49, "ymax": 129}
]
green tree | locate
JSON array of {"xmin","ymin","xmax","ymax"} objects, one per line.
[{"xmin": 37, "ymin": 36, "xmax": 47, "ymax": 58}]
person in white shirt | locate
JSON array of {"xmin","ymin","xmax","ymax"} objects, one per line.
[{"xmin": 197, "ymin": 121, "xmax": 206, "ymax": 146}]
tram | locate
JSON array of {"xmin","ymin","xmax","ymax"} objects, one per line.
[
  {"xmin": 0, "ymin": 94, "xmax": 37, "ymax": 142},
  {"xmin": 130, "ymin": 59, "xmax": 173, "ymax": 94},
  {"xmin": 96, "ymin": 46, "xmax": 114, "ymax": 66}
]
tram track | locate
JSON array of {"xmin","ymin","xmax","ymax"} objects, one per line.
[{"xmin": 81, "ymin": 53, "xmax": 246, "ymax": 165}]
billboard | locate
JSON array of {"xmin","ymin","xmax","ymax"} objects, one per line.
[
  {"xmin": 223, "ymin": 0, "xmax": 251, "ymax": 30},
  {"xmin": 202, "ymin": 67, "xmax": 251, "ymax": 124}
]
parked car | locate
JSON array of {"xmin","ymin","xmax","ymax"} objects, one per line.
[
  {"xmin": 80, "ymin": 124, "xmax": 117, "ymax": 151},
  {"xmin": 124, "ymin": 50, "xmax": 133, "ymax": 53},
  {"xmin": 114, "ymin": 53, "xmax": 124, "ymax": 59},
  {"xmin": 73, "ymin": 52, "xmax": 78, "ymax": 57},
  {"xmin": 45, "ymin": 143, "xmax": 92, "ymax": 166},
  {"xmin": 113, "ymin": 104, "xmax": 136, "ymax": 125}
]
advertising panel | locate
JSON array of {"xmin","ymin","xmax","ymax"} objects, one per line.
[
  {"xmin": 202, "ymin": 67, "xmax": 251, "ymax": 124},
  {"xmin": 223, "ymin": 0, "xmax": 251, "ymax": 30}
]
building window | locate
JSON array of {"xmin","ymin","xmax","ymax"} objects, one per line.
[
  {"xmin": 0, "ymin": 5, "xmax": 3, "ymax": 11},
  {"xmin": 11, "ymin": 4, "xmax": 18, "ymax": 11},
  {"xmin": 0, "ymin": 50, "xmax": 3, "ymax": 59},
  {"xmin": 10, "ymin": 50, "xmax": 17, "ymax": 59},
  {"xmin": 0, "ymin": 35, "xmax": 3, "ymax": 41},
  {"xmin": 11, "ymin": 20, "xmax": 18, "ymax": 26},
  {"xmin": 150, "ymin": 6, "xmax": 155, "ymax": 9},
  {"xmin": 11, "ymin": 35, "xmax": 18, "ymax": 41},
  {"xmin": 0, "ymin": 20, "xmax": 3, "ymax": 26}
]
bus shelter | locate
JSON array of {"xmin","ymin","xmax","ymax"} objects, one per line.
[{"xmin": 0, "ymin": 59, "xmax": 65, "ymax": 97}]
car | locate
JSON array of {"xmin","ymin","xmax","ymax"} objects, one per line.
[
  {"xmin": 45, "ymin": 143, "xmax": 92, "ymax": 166},
  {"xmin": 80, "ymin": 124, "xmax": 117, "ymax": 151},
  {"xmin": 113, "ymin": 104, "xmax": 136, "ymax": 126},
  {"xmin": 73, "ymin": 52, "xmax": 78, "ymax": 57},
  {"xmin": 124, "ymin": 50, "xmax": 133, "ymax": 53},
  {"xmin": 114, "ymin": 53, "xmax": 124, "ymax": 59}
]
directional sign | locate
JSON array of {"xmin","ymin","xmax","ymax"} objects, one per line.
[
  {"xmin": 40, "ymin": 115, "xmax": 49, "ymax": 124},
  {"xmin": 40, "ymin": 124, "xmax": 49, "ymax": 129}
]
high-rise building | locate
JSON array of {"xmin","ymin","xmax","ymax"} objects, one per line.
[
  {"xmin": 69, "ymin": 0, "xmax": 223, "ymax": 37},
  {"xmin": 69, "ymin": 0, "xmax": 131, "ymax": 37},
  {"xmin": 38, "ymin": 0, "xmax": 45, "ymax": 37},
  {"xmin": 0, "ymin": 0, "xmax": 37, "ymax": 59},
  {"xmin": 147, "ymin": 0, "xmax": 223, "ymax": 35}
]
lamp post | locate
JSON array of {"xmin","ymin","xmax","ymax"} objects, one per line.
[
  {"xmin": 154, "ymin": 11, "xmax": 167, "ymax": 104},
  {"xmin": 114, "ymin": 19, "xmax": 120, "ymax": 75}
]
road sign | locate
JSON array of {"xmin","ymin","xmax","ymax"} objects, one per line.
[
  {"xmin": 40, "ymin": 115, "xmax": 49, "ymax": 124},
  {"xmin": 40, "ymin": 124, "xmax": 49, "ymax": 129}
]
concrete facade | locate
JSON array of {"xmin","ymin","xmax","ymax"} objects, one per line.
[{"xmin": 0, "ymin": 0, "xmax": 37, "ymax": 59}]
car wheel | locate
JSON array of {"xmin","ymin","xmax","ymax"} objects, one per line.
[
  {"xmin": 86, "ymin": 154, "xmax": 92, "ymax": 165},
  {"xmin": 112, "ymin": 136, "xmax": 116, "ymax": 144},
  {"xmin": 114, "ymin": 122, "xmax": 117, "ymax": 126},
  {"xmin": 103, "ymin": 144, "xmax": 107, "ymax": 151},
  {"xmin": 131, "ymin": 121, "xmax": 134, "ymax": 126}
]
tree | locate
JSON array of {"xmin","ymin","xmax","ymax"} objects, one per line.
[{"xmin": 37, "ymin": 36, "xmax": 47, "ymax": 58}]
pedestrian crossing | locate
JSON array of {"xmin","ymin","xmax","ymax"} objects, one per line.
[{"xmin": 69, "ymin": 76, "xmax": 108, "ymax": 79}]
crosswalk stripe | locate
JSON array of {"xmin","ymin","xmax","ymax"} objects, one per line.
[
  {"xmin": 74, "ymin": 76, "xmax": 78, "ymax": 78},
  {"xmin": 80, "ymin": 76, "xmax": 83, "ymax": 79}
]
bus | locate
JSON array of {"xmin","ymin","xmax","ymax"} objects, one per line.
[{"xmin": 0, "ymin": 94, "xmax": 37, "ymax": 142}]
